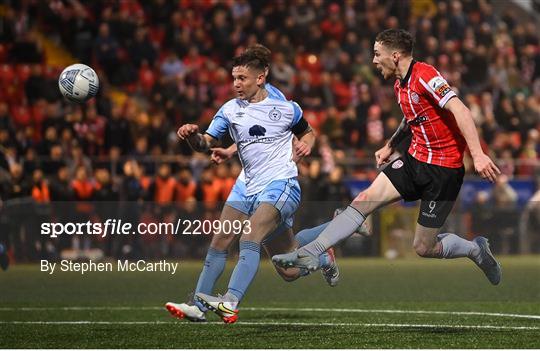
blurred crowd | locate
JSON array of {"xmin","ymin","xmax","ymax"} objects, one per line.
[{"xmin": 1, "ymin": 0, "xmax": 540, "ymax": 260}]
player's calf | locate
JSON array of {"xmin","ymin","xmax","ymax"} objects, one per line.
[
  {"xmin": 412, "ymin": 239, "xmax": 441, "ymax": 258},
  {"xmin": 273, "ymin": 264, "xmax": 301, "ymax": 282}
]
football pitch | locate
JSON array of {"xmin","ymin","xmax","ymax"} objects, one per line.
[{"xmin": 0, "ymin": 256, "xmax": 539, "ymax": 348}]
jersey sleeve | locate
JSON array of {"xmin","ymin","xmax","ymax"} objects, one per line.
[
  {"xmin": 205, "ymin": 106, "xmax": 230, "ymax": 140},
  {"xmin": 265, "ymin": 83, "xmax": 287, "ymax": 101},
  {"xmin": 417, "ymin": 66, "xmax": 456, "ymax": 108},
  {"xmin": 290, "ymin": 101, "xmax": 303, "ymax": 127}
]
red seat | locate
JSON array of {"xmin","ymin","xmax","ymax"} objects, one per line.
[
  {"xmin": 138, "ymin": 65, "xmax": 156, "ymax": 93},
  {"xmin": 149, "ymin": 27, "xmax": 165, "ymax": 48},
  {"xmin": 0, "ymin": 64, "xmax": 15, "ymax": 83},
  {"xmin": 0, "ymin": 44, "xmax": 8, "ymax": 63},
  {"xmin": 16, "ymin": 64, "xmax": 32, "ymax": 82},
  {"xmin": 11, "ymin": 104, "xmax": 32, "ymax": 127}
]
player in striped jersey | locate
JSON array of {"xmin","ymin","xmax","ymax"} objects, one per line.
[{"xmin": 273, "ymin": 29, "xmax": 502, "ymax": 286}]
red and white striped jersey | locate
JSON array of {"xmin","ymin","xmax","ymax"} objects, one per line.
[{"xmin": 394, "ymin": 61, "xmax": 466, "ymax": 168}]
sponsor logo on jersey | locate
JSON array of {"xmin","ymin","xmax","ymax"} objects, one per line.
[
  {"xmin": 268, "ymin": 107, "xmax": 282, "ymax": 121},
  {"xmin": 239, "ymin": 125, "xmax": 275, "ymax": 146},
  {"xmin": 236, "ymin": 112, "xmax": 245, "ymax": 118},
  {"xmin": 409, "ymin": 115, "xmax": 429, "ymax": 126},
  {"xmin": 249, "ymin": 125, "xmax": 266, "ymax": 137},
  {"xmin": 436, "ymin": 84, "xmax": 451, "ymax": 97},
  {"xmin": 428, "ymin": 76, "xmax": 451, "ymax": 97}
]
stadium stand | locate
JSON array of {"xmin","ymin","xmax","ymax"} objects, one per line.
[{"xmin": 0, "ymin": 0, "xmax": 539, "ymax": 261}]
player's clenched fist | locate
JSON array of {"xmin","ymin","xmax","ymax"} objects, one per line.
[
  {"xmin": 177, "ymin": 124, "xmax": 199, "ymax": 141},
  {"xmin": 210, "ymin": 147, "xmax": 235, "ymax": 164},
  {"xmin": 375, "ymin": 144, "xmax": 394, "ymax": 168}
]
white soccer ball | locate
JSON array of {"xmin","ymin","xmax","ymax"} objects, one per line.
[{"xmin": 58, "ymin": 63, "xmax": 99, "ymax": 103}]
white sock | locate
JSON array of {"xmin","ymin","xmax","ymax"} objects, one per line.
[
  {"xmin": 301, "ymin": 206, "xmax": 366, "ymax": 257},
  {"xmin": 437, "ymin": 233, "xmax": 480, "ymax": 259},
  {"xmin": 223, "ymin": 291, "xmax": 239, "ymax": 306}
]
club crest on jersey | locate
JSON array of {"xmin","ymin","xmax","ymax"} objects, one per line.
[
  {"xmin": 411, "ymin": 92, "xmax": 420, "ymax": 104},
  {"xmin": 392, "ymin": 160, "xmax": 404, "ymax": 169},
  {"xmin": 268, "ymin": 107, "xmax": 282, "ymax": 121}
]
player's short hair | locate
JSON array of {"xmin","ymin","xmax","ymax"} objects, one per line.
[
  {"xmin": 232, "ymin": 44, "xmax": 271, "ymax": 72},
  {"xmin": 375, "ymin": 29, "xmax": 414, "ymax": 55}
]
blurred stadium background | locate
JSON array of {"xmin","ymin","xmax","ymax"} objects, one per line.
[{"xmin": 1, "ymin": 0, "xmax": 540, "ymax": 264}]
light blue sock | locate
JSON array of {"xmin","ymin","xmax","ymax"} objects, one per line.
[
  {"xmin": 227, "ymin": 241, "xmax": 261, "ymax": 302},
  {"xmin": 295, "ymin": 222, "xmax": 330, "ymax": 247},
  {"xmin": 319, "ymin": 252, "xmax": 331, "ymax": 267},
  {"xmin": 194, "ymin": 247, "xmax": 227, "ymax": 311},
  {"xmin": 297, "ymin": 252, "xmax": 332, "ymax": 276}
]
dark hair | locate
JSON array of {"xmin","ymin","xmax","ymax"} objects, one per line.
[
  {"xmin": 375, "ymin": 29, "xmax": 414, "ymax": 55},
  {"xmin": 232, "ymin": 44, "xmax": 271, "ymax": 71}
]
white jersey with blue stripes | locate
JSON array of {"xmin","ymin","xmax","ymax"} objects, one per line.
[{"xmin": 207, "ymin": 83, "xmax": 302, "ymax": 195}]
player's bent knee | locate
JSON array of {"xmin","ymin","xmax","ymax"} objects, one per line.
[
  {"xmin": 354, "ymin": 190, "xmax": 370, "ymax": 203},
  {"xmin": 210, "ymin": 233, "xmax": 235, "ymax": 250},
  {"xmin": 351, "ymin": 190, "xmax": 375, "ymax": 216}
]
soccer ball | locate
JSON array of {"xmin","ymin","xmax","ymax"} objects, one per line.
[{"xmin": 58, "ymin": 63, "xmax": 99, "ymax": 103}]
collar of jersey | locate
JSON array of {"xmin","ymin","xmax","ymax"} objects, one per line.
[
  {"xmin": 400, "ymin": 59, "xmax": 416, "ymax": 87},
  {"xmin": 236, "ymin": 96, "xmax": 270, "ymax": 107}
]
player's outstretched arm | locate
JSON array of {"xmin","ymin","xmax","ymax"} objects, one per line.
[
  {"xmin": 376, "ymin": 117, "xmax": 410, "ymax": 168},
  {"xmin": 177, "ymin": 124, "xmax": 218, "ymax": 153},
  {"xmin": 444, "ymin": 97, "xmax": 501, "ymax": 182}
]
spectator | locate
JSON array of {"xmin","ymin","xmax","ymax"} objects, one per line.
[
  {"xmin": 49, "ymin": 164, "xmax": 73, "ymax": 201},
  {"xmin": 1, "ymin": 0, "xmax": 540, "ymax": 260},
  {"xmin": 94, "ymin": 22, "xmax": 120, "ymax": 83},
  {"xmin": 129, "ymin": 27, "xmax": 157, "ymax": 68},
  {"xmin": 271, "ymin": 52, "xmax": 295, "ymax": 97},
  {"xmin": 105, "ymin": 104, "xmax": 132, "ymax": 153},
  {"xmin": 149, "ymin": 163, "xmax": 176, "ymax": 205}
]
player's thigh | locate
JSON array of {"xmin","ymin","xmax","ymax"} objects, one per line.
[
  {"xmin": 240, "ymin": 203, "xmax": 281, "ymax": 243},
  {"xmin": 351, "ymin": 172, "xmax": 402, "ymax": 216},
  {"xmin": 210, "ymin": 204, "xmax": 249, "ymax": 251},
  {"xmin": 241, "ymin": 178, "xmax": 300, "ymax": 243},
  {"xmin": 417, "ymin": 164, "xmax": 464, "ymax": 229}
]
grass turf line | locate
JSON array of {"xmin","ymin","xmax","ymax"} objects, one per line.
[{"xmin": 0, "ymin": 256, "xmax": 538, "ymax": 348}]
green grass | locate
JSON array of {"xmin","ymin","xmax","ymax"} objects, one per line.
[{"xmin": 0, "ymin": 256, "xmax": 539, "ymax": 348}]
